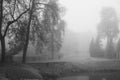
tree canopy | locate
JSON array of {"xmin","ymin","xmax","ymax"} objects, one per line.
[
  {"xmin": 0, "ymin": 0, "xmax": 65, "ymax": 62},
  {"xmin": 96, "ymin": 7, "xmax": 119, "ymax": 59}
]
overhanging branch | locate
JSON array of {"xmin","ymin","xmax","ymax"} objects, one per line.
[{"xmin": 3, "ymin": 8, "xmax": 30, "ymax": 38}]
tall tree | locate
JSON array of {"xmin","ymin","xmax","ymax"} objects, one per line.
[
  {"xmin": 35, "ymin": 0, "xmax": 65, "ymax": 59},
  {"xmin": 4, "ymin": 0, "xmax": 65, "ymax": 63},
  {"xmin": 97, "ymin": 7, "xmax": 119, "ymax": 58},
  {"xmin": 0, "ymin": 0, "xmax": 29, "ymax": 62},
  {"xmin": 22, "ymin": 0, "xmax": 34, "ymax": 63}
]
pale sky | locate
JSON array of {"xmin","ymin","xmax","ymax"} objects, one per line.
[{"xmin": 59, "ymin": 0, "xmax": 120, "ymax": 33}]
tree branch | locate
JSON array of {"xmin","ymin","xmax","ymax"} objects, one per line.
[
  {"xmin": 35, "ymin": 2, "xmax": 47, "ymax": 5},
  {"xmin": 3, "ymin": 8, "xmax": 30, "ymax": 38},
  {"xmin": 13, "ymin": 0, "xmax": 17, "ymax": 17}
]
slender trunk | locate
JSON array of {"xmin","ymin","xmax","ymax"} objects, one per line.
[
  {"xmin": 106, "ymin": 37, "xmax": 110, "ymax": 58},
  {"xmin": 0, "ymin": 0, "xmax": 5, "ymax": 63},
  {"xmin": 0, "ymin": 0, "xmax": 3, "ymax": 30},
  {"xmin": 1, "ymin": 37, "xmax": 6, "ymax": 63},
  {"xmin": 22, "ymin": 14, "xmax": 32, "ymax": 63},
  {"xmin": 51, "ymin": 33, "xmax": 54, "ymax": 59},
  {"xmin": 106, "ymin": 36, "xmax": 113, "ymax": 58},
  {"xmin": 22, "ymin": 0, "xmax": 34, "ymax": 63},
  {"xmin": 22, "ymin": 37, "xmax": 29, "ymax": 63}
]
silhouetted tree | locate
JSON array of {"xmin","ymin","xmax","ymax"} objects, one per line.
[
  {"xmin": 0, "ymin": 0, "xmax": 29, "ymax": 62},
  {"xmin": 22, "ymin": 0, "xmax": 34, "ymax": 63},
  {"xmin": 116, "ymin": 39, "xmax": 120, "ymax": 59},
  {"xmin": 97, "ymin": 7, "xmax": 119, "ymax": 58},
  {"xmin": 89, "ymin": 36, "xmax": 104, "ymax": 58}
]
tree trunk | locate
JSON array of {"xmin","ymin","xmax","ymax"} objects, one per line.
[
  {"xmin": 22, "ymin": 0, "xmax": 34, "ymax": 63},
  {"xmin": 0, "ymin": 0, "xmax": 4, "ymax": 63},
  {"xmin": 22, "ymin": 38, "xmax": 29, "ymax": 63},
  {"xmin": 22, "ymin": 15, "xmax": 32, "ymax": 63},
  {"xmin": 51, "ymin": 33, "xmax": 54, "ymax": 59},
  {"xmin": 1, "ymin": 37, "xmax": 6, "ymax": 63},
  {"xmin": 106, "ymin": 36, "xmax": 114, "ymax": 59}
]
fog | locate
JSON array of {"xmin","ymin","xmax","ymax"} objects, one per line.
[
  {"xmin": 59, "ymin": 0, "xmax": 120, "ymax": 60},
  {"xmin": 60, "ymin": 0, "xmax": 120, "ymax": 32},
  {"xmin": 1, "ymin": 0, "xmax": 120, "ymax": 80}
]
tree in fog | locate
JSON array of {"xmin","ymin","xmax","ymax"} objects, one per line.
[
  {"xmin": 97, "ymin": 7, "xmax": 119, "ymax": 58},
  {"xmin": 8, "ymin": 0, "xmax": 46, "ymax": 63},
  {"xmin": 0, "ymin": 0, "xmax": 30, "ymax": 62},
  {"xmin": 22, "ymin": 0, "xmax": 35, "ymax": 63},
  {"xmin": 0, "ymin": 0, "xmax": 65, "ymax": 79},
  {"xmin": 5, "ymin": 0, "xmax": 32, "ymax": 63},
  {"xmin": 116, "ymin": 39, "xmax": 120, "ymax": 59},
  {"xmin": 89, "ymin": 38, "xmax": 95, "ymax": 56},
  {"xmin": 8, "ymin": 0, "xmax": 65, "ymax": 63},
  {"xmin": 35, "ymin": 0, "xmax": 65, "ymax": 59},
  {"xmin": 89, "ymin": 37, "xmax": 104, "ymax": 58},
  {"xmin": 0, "ymin": 0, "xmax": 65, "ymax": 63}
]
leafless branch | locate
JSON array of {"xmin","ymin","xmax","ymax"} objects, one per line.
[{"xmin": 3, "ymin": 8, "xmax": 30, "ymax": 38}]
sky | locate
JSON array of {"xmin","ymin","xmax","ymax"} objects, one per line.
[{"xmin": 59, "ymin": 0, "xmax": 120, "ymax": 33}]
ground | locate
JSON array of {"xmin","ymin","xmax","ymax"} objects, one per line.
[
  {"xmin": 1, "ymin": 57, "xmax": 120, "ymax": 80},
  {"xmin": 28, "ymin": 57, "xmax": 120, "ymax": 79}
]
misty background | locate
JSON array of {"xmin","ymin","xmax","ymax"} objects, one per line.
[
  {"xmin": 22, "ymin": 0, "xmax": 120, "ymax": 60},
  {"xmin": 59, "ymin": 0, "xmax": 120, "ymax": 59}
]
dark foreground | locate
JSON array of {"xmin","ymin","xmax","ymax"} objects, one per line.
[
  {"xmin": 28, "ymin": 60, "xmax": 120, "ymax": 80},
  {"xmin": 1, "ymin": 59, "xmax": 120, "ymax": 80}
]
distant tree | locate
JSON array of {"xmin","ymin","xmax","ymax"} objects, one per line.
[
  {"xmin": 47, "ymin": 20, "xmax": 65, "ymax": 59},
  {"xmin": 116, "ymin": 39, "xmax": 120, "ymax": 59},
  {"xmin": 97, "ymin": 7, "xmax": 119, "ymax": 58},
  {"xmin": 89, "ymin": 38, "xmax": 95, "ymax": 56},
  {"xmin": 106, "ymin": 40, "xmax": 116, "ymax": 59},
  {"xmin": 89, "ymin": 36, "xmax": 104, "ymax": 58}
]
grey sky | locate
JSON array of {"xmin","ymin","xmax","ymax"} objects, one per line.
[{"xmin": 60, "ymin": 0, "xmax": 120, "ymax": 33}]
